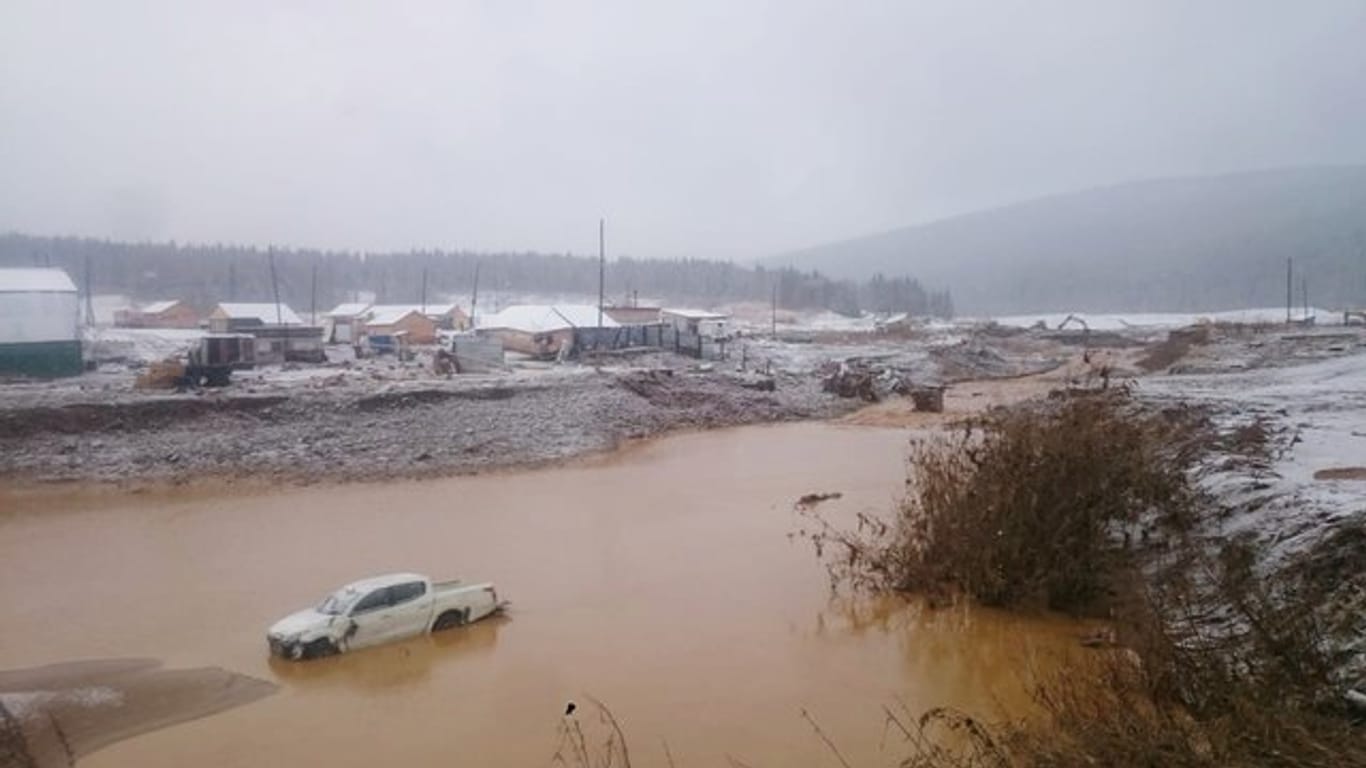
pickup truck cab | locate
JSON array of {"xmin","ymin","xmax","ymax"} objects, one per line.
[{"xmin": 267, "ymin": 572, "xmax": 503, "ymax": 660}]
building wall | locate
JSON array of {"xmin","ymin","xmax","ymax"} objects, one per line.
[
  {"xmin": 149, "ymin": 304, "xmax": 200, "ymax": 329},
  {"xmin": 604, "ymin": 307, "xmax": 661, "ymax": 325},
  {"xmin": 0, "ymin": 291, "xmax": 79, "ymax": 344},
  {"xmin": 367, "ymin": 313, "xmax": 437, "ymax": 343},
  {"xmin": 483, "ymin": 327, "xmax": 573, "ymax": 357},
  {"xmin": 0, "ymin": 340, "xmax": 83, "ymax": 378}
]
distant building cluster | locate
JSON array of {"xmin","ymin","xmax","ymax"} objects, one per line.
[{"xmin": 0, "ymin": 266, "xmax": 736, "ymax": 378}]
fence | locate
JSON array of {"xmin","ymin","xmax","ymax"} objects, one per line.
[{"xmin": 573, "ymin": 324, "xmax": 729, "ymax": 361}]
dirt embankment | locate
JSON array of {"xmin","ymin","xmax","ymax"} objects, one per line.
[{"xmin": 0, "ymin": 370, "xmax": 852, "ymax": 487}]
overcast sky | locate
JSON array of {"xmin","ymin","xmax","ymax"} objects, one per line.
[{"xmin": 2, "ymin": 0, "xmax": 1364, "ymax": 260}]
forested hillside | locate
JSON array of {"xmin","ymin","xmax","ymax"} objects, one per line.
[
  {"xmin": 0, "ymin": 234, "xmax": 953, "ymax": 318},
  {"xmin": 770, "ymin": 166, "xmax": 1366, "ymax": 315}
]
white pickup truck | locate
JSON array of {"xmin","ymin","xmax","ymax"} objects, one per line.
[{"xmin": 267, "ymin": 572, "xmax": 504, "ymax": 660}]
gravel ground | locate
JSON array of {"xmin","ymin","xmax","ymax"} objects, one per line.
[
  {"xmin": 0, "ymin": 366, "xmax": 852, "ymax": 486},
  {"xmin": 0, "ymin": 328, "xmax": 1080, "ymax": 488}
]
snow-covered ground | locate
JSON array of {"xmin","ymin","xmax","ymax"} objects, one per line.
[
  {"xmin": 1140, "ymin": 350, "xmax": 1366, "ymax": 690},
  {"xmin": 988, "ymin": 307, "xmax": 1339, "ymax": 332},
  {"xmin": 1142, "ymin": 352, "xmax": 1366, "ymax": 558},
  {"xmin": 83, "ymin": 327, "xmax": 206, "ymax": 364}
]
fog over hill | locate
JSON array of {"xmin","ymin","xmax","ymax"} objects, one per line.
[{"xmin": 768, "ymin": 166, "xmax": 1366, "ymax": 316}]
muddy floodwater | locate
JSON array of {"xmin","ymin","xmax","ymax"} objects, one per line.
[{"xmin": 1, "ymin": 423, "xmax": 1091, "ymax": 767}]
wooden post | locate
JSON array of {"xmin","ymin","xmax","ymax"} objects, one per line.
[
  {"xmin": 598, "ymin": 218, "xmax": 605, "ymax": 328},
  {"xmin": 1286, "ymin": 256, "xmax": 1293, "ymax": 324},
  {"xmin": 470, "ymin": 262, "xmax": 480, "ymax": 329}
]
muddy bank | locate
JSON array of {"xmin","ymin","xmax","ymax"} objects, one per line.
[
  {"xmin": 0, "ymin": 369, "xmax": 853, "ymax": 486},
  {"xmin": 0, "ymin": 659, "xmax": 274, "ymax": 768}
]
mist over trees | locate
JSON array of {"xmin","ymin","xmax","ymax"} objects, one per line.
[{"xmin": 0, "ymin": 233, "xmax": 953, "ymax": 319}]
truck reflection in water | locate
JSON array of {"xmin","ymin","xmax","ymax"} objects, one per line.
[{"xmin": 266, "ymin": 615, "xmax": 507, "ymax": 693}]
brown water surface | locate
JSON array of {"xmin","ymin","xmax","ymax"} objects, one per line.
[{"xmin": 0, "ymin": 422, "xmax": 1089, "ymax": 767}]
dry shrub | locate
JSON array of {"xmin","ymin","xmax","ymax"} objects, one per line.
[{"xmin": 803, "ymin": 388, "xmax": 1206, "ymax": 612}]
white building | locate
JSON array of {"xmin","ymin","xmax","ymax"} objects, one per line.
[{"xmin": 0, "ymin": 268, "xmax": 83, "ymax": 377}]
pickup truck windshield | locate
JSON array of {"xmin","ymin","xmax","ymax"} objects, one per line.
[{"xmin": 317, "ymin": 590, "xmax": 358, "ymax": 615}]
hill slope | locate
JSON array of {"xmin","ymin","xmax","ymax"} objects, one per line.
[{"xmin": 769, "ymin": 167, "xmax": 1366, "ymax": 315}]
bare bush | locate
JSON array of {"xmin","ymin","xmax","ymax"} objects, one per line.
[{"xmin": 802, "ymin": 389, "xmax": 1207, "ymax": 612}]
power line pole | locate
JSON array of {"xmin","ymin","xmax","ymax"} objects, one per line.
[
  {"xmin": 771, "ymin": 282, "xmax": 778, "ymax": 337},
  {"xmin": 1286, "ymin": 256, "xmax": 1293, "ymax": 324},
  {"xmin": 420, "ymin": 266, "xmax": 428, "ymax": 315},
  {"xmin": 469, "ymin": 262, "xmax": 480, "ymax": 329},
  {"xmin": 597, "ymin": 218, "xmax": 605, "ymax": 328},
  {"xmin": 268, "ymin": 248, "xmax": 283, "ymax": 326},
  {"xmin": 310, "ymin": 257, "xmax": 318, "ymax": 326},
  {"xmin": 83, "ymin": 253, "xmax": 95, "ymax": 327}
]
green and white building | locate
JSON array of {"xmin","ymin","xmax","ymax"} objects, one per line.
[{"xmin": 0, "ymin": 268, "xmax": 83, "ymax": 378}]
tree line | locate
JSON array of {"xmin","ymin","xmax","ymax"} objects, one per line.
[{"xmin": 0, "ymin": 233, "xmax": 953, "ymax": 319}]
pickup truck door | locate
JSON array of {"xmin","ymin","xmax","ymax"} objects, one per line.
[
  {"xmin": 346, "ymin": 587, "xmax": 398, "ymax": 650},
  {"xmin": 386, "ymin": 580, "xmax": 434, "ymax": 639}
]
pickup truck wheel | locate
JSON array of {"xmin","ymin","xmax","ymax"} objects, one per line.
[
  {"xmin": 433, "ymin": 609, "xmax": 467, "ymax": 631},
  {"xmin": 300, "ymin": 638, "xmax": 338, "ymax": 659}
]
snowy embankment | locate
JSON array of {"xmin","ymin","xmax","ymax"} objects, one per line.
[
  {"xmin": 990, "ymin": 306, "xmax": 1338, "ymax": 332},
  {"xmin": 1142, "ymin": 352, "xmax": 1366, "ymax": 556},
  {"xmin": 1140, "ymin": 352, "xmax": 1366, "ymax": 690}
]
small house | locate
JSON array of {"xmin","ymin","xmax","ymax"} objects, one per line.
[
  {"xmin": 417, "ymin": 303, "xmax": 470, "ymax": 331},
  {"xmin": 115, "ymin": 299, "xmax": 199, "ymax": 329},
  {"xmin": 661, "ymin": 308, "xmax": 730, "ymax": 339},
  {"xmin": 362, "ymin": 306, "xmax": 439, "ymax": 345},
  {"xmin": 207, "ymin": 303, "xmax": 322, "ymax": 364},
  {"xmin": 0, "ymin": 268, "xmax": 82, "ymax": 378},
  {"xmin": 208, "ymin": 303, "xmax": 305, "ymax": 333},
  {"xmin": 324, "ymin": 302, "xmax": 371, "ymax": 343},
  {"xmin": 477, "ymin": 304, "xmax": 618, "ymax": 358}
]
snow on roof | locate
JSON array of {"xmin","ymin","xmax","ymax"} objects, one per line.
[
  {"xmin": 326, "ymin": 302, "xmax": 371, "ymax": 318},
  {"xmin": 215, "ymin": 302, "xmax": 303, "ymax": 325},
  {"xmin": 661, "ymin": 307, "xmax": 729, "ymax": 320},
  {"xmin": 368, "ymin": 303, "xmax": 463, "ymax": 317},
  {"xmin": 139, "ymin": 300, "xmax": 183, "ymax": 314},
  {"xmin": 365, "ymin": 305, "xmax": 427, "ymax": 326},
  {"xmin": 479, "ymin": 304, "xmax": 619, "ymax": 333},
  {"xmin": 0, "ymin": 268, "xmax": 77, "ymax": 293}
]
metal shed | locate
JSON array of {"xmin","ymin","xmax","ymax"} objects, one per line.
[{"xmin": 0, "ymin": 268, "xmax": 83, "ymax": 378}]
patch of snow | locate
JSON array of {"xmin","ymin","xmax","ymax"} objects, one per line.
[{"xmin": 988, "ymin": 307, "xmax": 1339, "ymax": 331}]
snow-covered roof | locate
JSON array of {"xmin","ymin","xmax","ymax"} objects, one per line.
[
  {"xmin": 479, "ymin": 304, "xmax": 619, "ymax": 333},
  {"xmin": 139, "ymin": 300, "xmax": 183, "ymax": 314},
  {"xmin": 661, "ymin": 308, "xmax": 729, "ymax": 320},
  {"xmin": 366, "ymin": 303, "xmax": 463, "ymax": 318},
  {"xmin": 365, "ymin": 305, "xmax": 427, "ymax": 326},
  {"xmin": 0, "ymin": 268, "xmax": 77, "ymax": 294},
  {"xmin": 326, "ymin": 302, "xmax": 371, "ymax": 318},
  {"xmin": 214, "ymin": 302, "xmax": 304, "ymax": 325}
]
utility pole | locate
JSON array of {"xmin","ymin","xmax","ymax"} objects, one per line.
[
  {"xmin": 268, "ymin": 248, "xmax": 283, "ymax": 326},
  {"xmin": 597, "ymin": 218, "xmax": 605, "ymax": 328},
  {"xmin": 83, "ymin": 253, "xmax": 95, "ymax": 327},
  {"xmin": 228, "ymin": 261, "xmax": 237, "ymax": 302},
  {"xmin": 1302, "ymin": 276, "xmax": 1309, "ymax": 321},
  {"xmin": 420, "ymin": 266, "xmax": 428, "ymax": 315},
  {"xmin": 771, "ymin": 283, "xmax": 778, "ymax": 337},
  {"xmin": 469, "ymin": 262, "xmax": 480, "ymax": 329},
  {"xmin": 309, "ymin": 257, "xmax": 318, "ymax": 326},
  {"xmin": 1286, "ymin": 256, "xmax": 1293, "ymax": 324}
]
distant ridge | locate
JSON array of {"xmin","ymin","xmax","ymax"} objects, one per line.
[{"xmin": 768, "ymin": 166, "xmax": 1366, "ymax": 315}]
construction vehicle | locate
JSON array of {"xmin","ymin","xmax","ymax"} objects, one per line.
[{"xmin": 181, "ymin": 334, "xmax": 255, "ymax": 387}]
